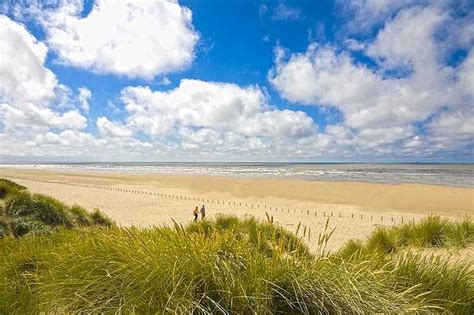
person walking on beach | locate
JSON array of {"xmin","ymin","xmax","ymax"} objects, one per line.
[
  {"xmin": 193, "ymin": 206, "xmax": 199, "ymax": 222},
  {"xmin": 200, "ymin": 205, "xmax": 206, "ymax": 220}
]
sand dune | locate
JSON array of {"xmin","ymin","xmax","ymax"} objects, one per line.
[{"xmin": 1, "ymin": 168, "xmax": 472, "ymax": 250}]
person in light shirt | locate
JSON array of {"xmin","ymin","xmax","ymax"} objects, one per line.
[{"xmin": 193, "ymin": 206, "xmax": 199, "ymax": 222}]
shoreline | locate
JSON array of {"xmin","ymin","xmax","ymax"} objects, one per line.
[
  {"xmin": 1, "ymin": 163, "xmax": 472, "ymax": 188},
  {"xmin": 1, "ymin": 168, "xmax": 472, "ymax": 250},
  {"xmin": 1, "ymin": 166, "xmax": 474, "ymax": 187}
]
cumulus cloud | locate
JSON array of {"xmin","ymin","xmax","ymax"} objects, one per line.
[
  {"xmin": 339, "ymin": 0, "xmax": 428, "ymax": 33},
  {"xmin": 122, "ymin": 79, "xmax": 315, "ymax": 136},
  {"xmin": 429, "ymin": 109, "xmax": 474, "ymax": 142},
  {"xmin": 77, "ymin": 87, "xmax": 91, "ymax": 114},
  {"xmin": 1, "ymin": 103, "xmax": 87, "ymax": 131},
  {"xmin": 37, "ymin": 0, "xmax": 199, "ymax": 79},
  {"xmin": 3, "ymin": 76, "xmax": 320, "ymax": 159},
  {"xmin": 97, "ymin": 117, "xmax": 132, "ymax": 138},
  {"xmin": 33, "ymin": 130, "xmax": 98, "ymax": 149},
  {"xmin": 269, "ymin": 43, "xmax": 439, "ymax": 130},
  {"xmin": 0, "ymin": 15, "xmax": 57, "ymax": 104},
  {"xmin": 269, "ymin": 3, "xmax": 474, "ymax": 157},
  {"xmin": 119, "ymin": 79, "xmax": 317, "ymax": 154},
  {"xmin": 0, "ymin": 14, "xmax": 91, "ymax": 160},
  {"xmin": 0, "ymin": 15, "xmax": 87, "ymax": 132},
  {"xmin": 366, "ymin": 6, "xmax": 445, "ymax": 71},
  {"xmin": 458, "ymin": 50, "xmax": 474, "ymax": 97}
]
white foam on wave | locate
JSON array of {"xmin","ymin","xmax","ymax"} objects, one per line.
[{"xmin": 1, "ymin": 163, "xmax": 473, "ymax": 187}]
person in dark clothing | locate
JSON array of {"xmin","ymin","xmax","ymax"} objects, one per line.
[{"xmin": 200, "ymin": 205, "xmax": 206, "ymax": 220}]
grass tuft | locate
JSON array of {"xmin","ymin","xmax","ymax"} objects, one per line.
[
  {"xmin": 336, "ymin": 215, "xmax": 474, "ymax": 313},
  {"xmin": 70, "ymin": 205, "xmax": 92, "ymax": 226},
  {"xmin": 0, "ymin": 178, "xmax": 27, "ymax": 190},
  {"xmin": 90, "ymin": 208, "xmax": 114, "ymax": 227},
  {"xmin": 410, "ymin": 216, "xmax": 447, "ymax": 247},
  {"xmin": 0, "ymin": 216, "xmax": 10, "ymax": 237},
  {"xmin": 445, "ymin": 217, "xmax": 474, "ymax": 247},
  {"xmin": 339, "ymin": 215, "xmax": 474, "ymax": 258},
  {"xmin": 0, "ymin": 178, "xmax": 114, "ymax": 237},
  {"xmin": 392, "ymin": 253, "xmax": 474, "ymax": 314},
  {"xmin": 366, "ymin": 227, "xmax": 399, "ymax": 254},
  {"xmin": 337, "ymin": 239, "xmax": 364, "ymax": 259},
  {"xmin": 9, "ymin": 216, "xmax": 56, "ymax": 237},
  {"xmin": 0, "ymin": 179, "xmax": 26, "ymax": 199},
  {"xmin": 187, "ymin": 214, "xmax": 311, "ymax": 258}
]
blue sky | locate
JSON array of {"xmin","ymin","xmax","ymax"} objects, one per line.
[{"xmin": 0, "ymin": 0, "xmax": 473, "ymax": 162}]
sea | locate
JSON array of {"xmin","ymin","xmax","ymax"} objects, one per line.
[{"xmin": 1, "ymin": 162, "xmax": 473, "ymax": 188}]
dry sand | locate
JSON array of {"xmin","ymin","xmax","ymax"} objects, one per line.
[{"xmin": 1, "ymin": 168, "xmax": 473, "ymax": 250}]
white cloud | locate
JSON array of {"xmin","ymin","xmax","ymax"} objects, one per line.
[
  {"xmin": 345, "ymin": 38, "xmax": 366, "ymax": 51},
  {"xmin": 366, "ymin": 6, "xmax": 445, "ymax": 71},
  {"xmin": 0, "ymin": 14, "xmax": 88, "ymax": 159},
  {"xmin": 77, "ymin": 87, "xmax": 91, "ymax": 113},
  {"xmin": 399, "ymin": 107, "xmax": 474, "ymax": 157},
  {"xmin": 122, "ymin": 80, "xmax": 265, "ymax": 135},
  {"xmin": 114, "ymin": 79, "xmax": 319, "ymax": 156},
  {"xmin": 241, "ymin": 110, "xmax": 315, "ymax": 139},
  {"xmin": 1, "ymin": 129, "xmax": 98, "ymax": 157},
  {"xmin": 0, "ymin": 15, "xmax": 57, "ymax": 104},
  {"xmin": 0, "ymin": 15, "xmax": 87, "ymax": 130},
  {"xmin": 1, "ymin": 126, "xmax": 153, "ymax": 159},
  {"xmin": 269, "ymin": 44, "xmax": 431, "ymax": 129},
  {"xmin": 269, "ymin": 3, "xmax": 474, "ymax": 157},
  {"xmin": 1, "ymin": 103, "xmax": 87, "ymax": 131},
  {"xmin": 121, "ymin": 79, "xmax": 316, "ymax": 141},
  {"xmin": 272, "ymin": 1, "xmax": 302, "ymax": 21},
  {"xmin": 339, "ymin": 0, "xmax": 428, "ymax": 33},
  {"xmin": 458, "ymin": 50, "xmax": 474, "ymax": 98},
  {"xmin": 97, "ymin": 117, "xmax": 132, "ymax": 138},
  {"xmin": 429, "ymin": 109, "xmax": 474, "ymax": 140},
  {"xmin": 34, "ymin": 130, "xmax": 98, "ymax": 148},
  {"xmin": 38, "ymin": 0, "xmax": 199, "ymax": 79}
]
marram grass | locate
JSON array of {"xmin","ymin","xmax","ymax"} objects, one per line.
[
  {"xmin": 338, "ymin": 215, "xmax": 474, "ymax": 259},
  {"xmin": 1, "ymin": 179, "xmax": 473, "ymax": 313},
  {"xmin": 336, "ymin": 215, "xmax": 474, "ymax": 314},
  {"xmin": 0, "ymin": 179, "xmax": 113, "ymax": 237},
  {"xmin": 2, "ymin": 215, "xmax": 473, "ymax": 314}
]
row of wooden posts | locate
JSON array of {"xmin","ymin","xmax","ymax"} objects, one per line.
[
  {"xmin": 65, "ymin": 182, "xmax": 472, "ymax": 223},
  {"xmin": 63, "ymin": 182, "xmax": 424, "ymax": 224}
]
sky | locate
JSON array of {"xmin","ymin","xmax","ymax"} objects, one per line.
[{"xmin": 0, "ymin": 0, "xmax": 473, "ymax": 162}]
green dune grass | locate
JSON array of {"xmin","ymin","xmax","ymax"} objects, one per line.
[
  {"xmin": 0, "ymin": 179, "xmax": 113, "ymax": 238},
  {"xmin": 0, "ymin": 178, "xmax": 26, "ymax": 200},
  {"xmin": 1, "ymin": 179, "xmax": 473, "ymax": 313},
  {"xmin": 338, "ymin": 215, "xmax": 474, "ymax": 259}
]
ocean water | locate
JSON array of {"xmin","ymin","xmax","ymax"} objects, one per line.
[{"xmin": 1, "ymin": 163, "xmax": 473, "ymax": 188}]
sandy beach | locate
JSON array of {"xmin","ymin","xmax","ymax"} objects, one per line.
[{"xmin": 1, "ymin": 168, "xmax": 473, "ymax": 250}]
